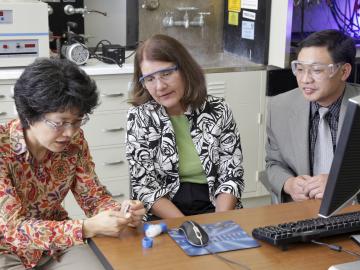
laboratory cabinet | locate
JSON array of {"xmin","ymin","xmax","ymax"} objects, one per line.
[
  {"xmin": 0, "ymin": 66, "xmax": 268, "ymax": 219},
  {"xmin": 64, "ymin": 74, "xmax": 133, "ymax": 218},
  {"xmin": 206, "ymin": 71, "xmax": 268, "ymax": 200},
  {"xmin": 0, "ymin": 81, "xmax": 16, "ymax": 125}
]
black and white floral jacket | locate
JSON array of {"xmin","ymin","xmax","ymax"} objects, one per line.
[{"xmin": 126, "ymin": 95, "xmax": 244, "ymax": 219}]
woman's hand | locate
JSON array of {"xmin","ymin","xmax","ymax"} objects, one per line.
[
  {"xmin": 126, "ymin": 200, "xmax": 146, "ymax": 227},
  {"xmin": 215, "ymin": 193, "xmax": 237, "ymax": 212},
  {"xmin": 82, "ymin": 201, "xmax": 146, "ymax": 238},
  {"xmin": 83, "ymin": 210, "xmax": 130, "ymax": 238}
]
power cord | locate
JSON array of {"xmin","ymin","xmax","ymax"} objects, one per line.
[
  {"xmin": 205, "ymin": 245, "xmax": 251, "ymax": 270},
  {"xmin": 125, "ymin": 50, "xmax": 136, "ymax": 60},
  {"xmin": 311, "ymin": 239, "xmax": 360, "ymax": 258},
  {"xmin": 89, "ymin": 39, "xmax": 138, "ymax": 66}
]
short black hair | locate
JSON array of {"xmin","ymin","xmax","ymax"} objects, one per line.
[
  {"xmin": 14, "ymin": 58, "xmax": 99, "ymax": 128},
  {"xmin": 298, "ymin": 29, "xmax": 356, "ymax": 67}
]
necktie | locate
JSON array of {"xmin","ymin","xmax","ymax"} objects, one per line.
[{"xmin": 313, "ymin": 107, "xmax": 334, "ymax": 175}]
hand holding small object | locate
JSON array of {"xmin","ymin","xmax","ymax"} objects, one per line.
[{"xmin": 120, "ymin": 200, "xmax": 132, "ymax": 219}]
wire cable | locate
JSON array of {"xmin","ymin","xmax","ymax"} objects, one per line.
[
  {"xmin": 326, "ymin": 0, "xmax": 360, "ymax": 39},
  {"xmin": 204, "ymin": 244, "xmax": 251, "ymax": 270},
  {"xmin": 125, "ymin": 50, "xmax": 136, "ymax": 60},
  {"xmin": 78, "ymin": 42, "xmax": 123, "ymax": 69},
  {"xmin": 311, "ymin": 239, "xmax": 360, "ymax": 258}
]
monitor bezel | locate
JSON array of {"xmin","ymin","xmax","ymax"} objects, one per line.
[{"xmin": 318, "ymin": 95, "xmax": 360, "ymax": 218}]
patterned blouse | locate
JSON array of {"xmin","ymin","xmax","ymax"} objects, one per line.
[
  {"xmin": 126, "ymin": 95, "xmax": 244, "ymax": 220},
  {"xmin": 0, "ymin": 119, "xmax": 120, "ymax": 269}
]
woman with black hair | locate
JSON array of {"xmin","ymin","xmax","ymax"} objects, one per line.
[{"xmin": 0, "ymin": 58, "xmax": 145, "ymax": 269}]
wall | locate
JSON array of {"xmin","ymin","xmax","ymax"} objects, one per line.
[
  {"xmin": 84, "ymin": 0, "xmax": 127, "ymax": 47},
  {"xmin": 268, "ymin": 0, "xmax": 294, "ymax": 68},
  {"xmin": 138, "ymin": 0, "xmax": 224, "ymax": 59}
]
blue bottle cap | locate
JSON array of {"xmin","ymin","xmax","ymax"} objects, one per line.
[
  {"xmin": 142, "ymin": 237, "xmax": 153, "ymax": 248},
  {"xmin": 143, "ymin": 223, "xmax": 150, "ymax": 232},
  {"xmin": 159, "ymin": 223, "xmax": 168, "ymax": 233}
]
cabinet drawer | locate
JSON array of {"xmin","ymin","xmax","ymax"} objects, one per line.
[
  {"xmin": 101, "ymin": 176, "xmax": 130, "ymax": 199},
  {"xmin": 83, "ymin": 112, "xmax": 127, "ymax": 147},
  {"xmin": 0, "ymin": 102, "xmax": 17, "ymax": 120},
  {"xmin": 0, "ymin": 84, "xmax": 14, "ymax": 101},
  {"xmin": 91, "ymin": 146, "xmax": 128, "ymax": 179},
  {"xmin": 96, "ymin": 78, "xmax": 131, "ymax": 111}
]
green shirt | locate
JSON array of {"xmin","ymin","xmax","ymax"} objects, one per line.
[{"xmin": 170, "ymin": 115, "xmax": 207, "ymax": 184}]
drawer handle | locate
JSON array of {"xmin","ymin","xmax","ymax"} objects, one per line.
[
  {"xmin": 208, "ymin": 85, "xmax": 226, "ymax": 90},
  {"xmin": 112, "ymin": 193, "xmax": 125, "ymax": 199},
  {"xmin": 0, "ymin": 95, "xmax": 5, "ymax": 99},
  {"xmin": 103, "ymin": 160, "xmax": 125, "ymax": 166},
  {"xmin": 101, "ymin": 93, "xmax": 124, "ymax": 98},
  {"xmin": 207, "ymin": 82, "xmax": 226, "ymax": 87},
  {"xmin": 102, "ymin": 127, "xmax": 124, "ymax": 132},
  {"xmin": 0, "ymin": 112, "xmax": 7, "ymax": 116}
]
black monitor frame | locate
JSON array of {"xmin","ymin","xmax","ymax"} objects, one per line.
[{"xmin": 319, "ymin": 95, "xmax": 360, "ymax": 218}]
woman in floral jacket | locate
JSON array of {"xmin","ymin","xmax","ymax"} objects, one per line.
[
  {"xmin": 126, "ymin": 34, "xmax": 244, "ymax": 221},
  {"xmin": 0, "ymin": 58, "xmax": 145, "ymax": 269}
]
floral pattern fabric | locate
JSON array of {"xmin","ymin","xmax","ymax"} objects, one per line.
[
  {"xmin": 126, "ymin": 95, "xmax": 244, "ymax": 220},
  {"xmin": 0, "ymin": 119, "xmax": 120, "ymax": 269}
]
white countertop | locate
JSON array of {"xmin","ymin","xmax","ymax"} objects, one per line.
[{"xmin": 0, "ymin": 59, "xmax": 134, "ymax": 80}]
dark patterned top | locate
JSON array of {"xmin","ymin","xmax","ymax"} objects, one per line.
[{"xmin": 126, "ymin": 95, "xmax": 244, "ymax": 220}]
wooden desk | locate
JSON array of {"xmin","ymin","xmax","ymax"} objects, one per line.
[{"xmin": 89, "ymin": 200, "xmax": 360, "ymax": 270}]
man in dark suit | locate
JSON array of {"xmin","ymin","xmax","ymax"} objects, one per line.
[{"xmin": 266, "ymin": 29, "xmax": 360, "ymax": 203}]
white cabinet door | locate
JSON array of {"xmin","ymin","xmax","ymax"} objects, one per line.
[{"xmin": 206, "ymin": 70, "xmax": 267, "ymax": 198}]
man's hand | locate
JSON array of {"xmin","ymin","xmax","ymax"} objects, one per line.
[
  {"xmin": 283, "ymin": 175, "xmax": 312, "ymax": 201},
  {"xmin": 304, "ymin": 174, "xmax": 329, "ymax": 199}
]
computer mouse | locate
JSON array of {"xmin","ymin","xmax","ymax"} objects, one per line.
[{"xmin": 178, "ymin": 220, "xmax": 209, "ymax": 247}]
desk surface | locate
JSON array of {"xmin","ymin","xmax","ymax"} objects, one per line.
[{"xmin": 89, "ymin": 200, "xmax": 360, "ymax": 270}]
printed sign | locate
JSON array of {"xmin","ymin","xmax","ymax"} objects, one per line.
[
  {"xmin": 243, "ymin": 10, "xmax": 256, "ymax": 20},
  {"xmin": 228, "ymin": 0, "xmax": 241, "ymax": 12},
  {"xmin": 241, "ymin": 0, "xmax": 258, "ymax": 10},
  {"xmin": 242, "ymin": 20, "xmax": 255, "ymax": 40},
  {"xmin": 228, "ymin": 11, "xmax": 239, "ymax": 26}
]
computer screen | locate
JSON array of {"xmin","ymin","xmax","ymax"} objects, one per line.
[{"xmin": 319, "ymin": 95, "xmax": 360, "ymax": 218}]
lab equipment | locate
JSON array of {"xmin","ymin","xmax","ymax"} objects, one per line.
[{"xmin": 0, "ymin": 0, "xmax": 49, "ymax": 67}]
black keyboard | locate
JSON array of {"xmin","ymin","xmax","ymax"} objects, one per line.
[{"xmin": 252, "ymin": 211, "xmax": 360, "ymax": 250}]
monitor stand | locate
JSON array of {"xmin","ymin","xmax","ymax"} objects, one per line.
[{"xmin": 329, "ymin": 260, "xmax": 360, "ymax": 270}]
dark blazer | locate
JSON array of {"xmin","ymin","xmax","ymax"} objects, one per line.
[
  {"xmin": 265, "ymin": 83, "xmax": 360, "ymax": 203},
  {"xmin": 126, "ymin": 95, "xmax": 244, "ymax": 220}
]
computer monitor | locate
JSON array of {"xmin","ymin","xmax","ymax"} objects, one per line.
[{"xmin": 319, "ymin": 95, "xmax": 360, "ymax": 218}]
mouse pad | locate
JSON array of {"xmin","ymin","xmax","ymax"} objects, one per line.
[{"xmin": 168, "ymin": 220, "xmax": 260, "ymax": 256}]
